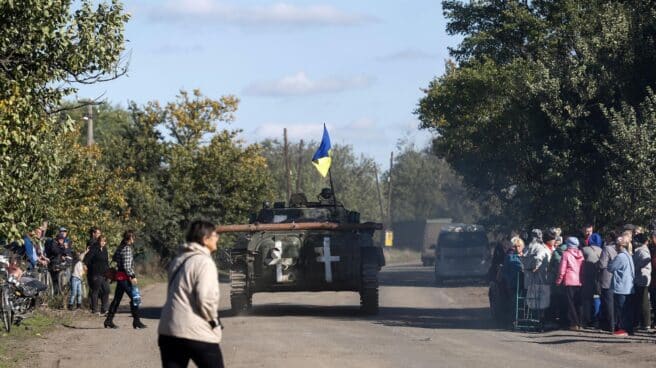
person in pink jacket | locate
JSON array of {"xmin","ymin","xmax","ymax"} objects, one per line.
[{"xmin": 556, "ymin": 237, "xmax": 584, "ymax": 330}]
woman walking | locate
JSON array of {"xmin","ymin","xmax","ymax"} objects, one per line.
[
  {"xmin": 556, "ymin": 237, "xmax": 584, "ymax": 330},
  {"xmin": 158, "ymin": 220, "xmax": 224, "ymax": 368},
  {"xmin": 104, "ymin": 230, "xmax": 146, "ymax": 329}
]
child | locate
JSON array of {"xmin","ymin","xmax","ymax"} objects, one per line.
[
  {"xmin": 68, "ymin": 251, "xmax": 85, "ymax": 310},
  {"xmin": 7, "ymin": 255, "xmax": 23, "ymax": 279}
]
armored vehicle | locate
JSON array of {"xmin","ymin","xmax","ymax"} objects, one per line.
[
  {"xmin": 217, "ymin": 189, "xmax": 385, "ymax": 315},
  {"xmin": 434, "ymin": 224, "xmax": 490, "ymax": 284}
]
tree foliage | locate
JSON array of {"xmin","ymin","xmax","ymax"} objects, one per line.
[
  {"xmin": 385, "ymin": 142, "xmax": 480, "ymax": 224},
  {"xmin": 418, "ymin": 0, "xmax": 656, "ymax": 231},
  {"xmin": 259, "ymin": 139, "xmax": 383, "ymax": 222},
  {"xmin": 0, "ymin": 0, "xmax": 129, "ymax": 239},
  {"xmin": 87, "ymin": 90, "xmax": 271, "ymax": 259}
]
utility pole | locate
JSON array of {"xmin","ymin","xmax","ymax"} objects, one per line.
[
  {"xmin": 373, "ymin": 163, "xmax": 385, "ymax": 223},
  {"xmin": 386, "ymin": 152, "xmax": 394, "ymax": 228},
  {"xmin": 283, "ymin": 128, "xmax": 292, "ymax": 202},
  {"xmin": 296, "ymin": 139, "xmax": 304, "ymax": 193},
  {"xmin": 86, "ymin": 104, "xmax": 94, "ymax": 146}
]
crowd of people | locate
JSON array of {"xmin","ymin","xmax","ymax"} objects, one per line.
[
  {"xmin": 6, "ymin": 224, "xmax": 145, "ymax": 329},
  {"xmin": 5, "ymin": 220, "xmax": 225, "ymax": 367},
  {"xmin": 489, "ymin": 224, "xmax": 656, "ymax": 336}
]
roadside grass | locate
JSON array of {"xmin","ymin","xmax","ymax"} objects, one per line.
[
  {"xmin": 0, "ymin": 308, "xmax": 71, "ymax": 368},
  {"xmin": 383, "ymin": 247, "xmax": 421, "ymax": 265}
]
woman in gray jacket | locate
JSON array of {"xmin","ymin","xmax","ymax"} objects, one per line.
[
  {"xmin": 632, "ymin": 233, "xmax": 652, "ymax": 330},
  {"xmin": 158, "ymin": 220, "xmax": 223, "ymax": 368}
]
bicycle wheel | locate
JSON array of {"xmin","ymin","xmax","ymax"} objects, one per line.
[
  {"xmin": 1, "ymin": 287, "xmax": 12, "ymax": 333},
  {"xmin": 45, "ymin": 270, "xmax": 54, "ymax": 298},
  {"xmin": 58, "ymin": 271, "xmax": 70, "ymax": 295}
]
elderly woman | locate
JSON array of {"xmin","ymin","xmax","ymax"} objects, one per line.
[
  {"xmin": 608, "ymin": 236, "xmax": 635, "ymax": 336},
  {"xmin": 158, "ymin": 220, "xmax": 224, "ymax": 368}
]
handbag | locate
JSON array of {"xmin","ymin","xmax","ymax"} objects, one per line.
[{"xmin": 104, "ymin": 267, "xmax": 118, "ymax": 281}]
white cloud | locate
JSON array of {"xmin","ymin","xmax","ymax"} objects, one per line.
[
  {"xmin": 377, "ymin": 49, "xmax": 436, "ymax": 62},
  {"xmin": 147, "ymin": 1, "xmax": 377, "ymax": 27},
  {"xmin": 245, "ymin": 118, "xmax": 434, "ymax": 166},
  {"xmin": 252, "ymin": 123, "xmax": 320, "ymax": 141},
  {"xmin": 243, "ymin": 71, "xmax": 373, "ymax": 97},
  {"xmin": 250, "ymin": 117, "xmax": 385, "ymax": 145}
]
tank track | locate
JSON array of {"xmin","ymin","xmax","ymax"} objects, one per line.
[
  {"xmin": 230, "ymin": 250, "xmax": 252, "ymax": 314},
  {"xmin": 359, "ymin": 261, "xmax": 379, "ymax": 315}
]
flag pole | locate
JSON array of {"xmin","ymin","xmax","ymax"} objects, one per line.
[{"xmin": 328, "ymin": 167, "xmax": 338, "ymax": 209}]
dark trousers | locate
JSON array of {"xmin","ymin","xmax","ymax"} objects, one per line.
[
  {"xmin": 159, "ymin": 335, "xmax": 224, "ymax": 368},
  {"xmin": 650, "ymin": 288, "xmax": 656, "ymax": 328},
  {"xmin": 547, "ymin": 286, "xmax": 568, "ymax": 326},
  {"xmin": 633, "ymin": 286, "xmax": 651, "ymax": 328},
  {"xmin": 580, "ymin": 265, "xmax": 597, "ymax": 326},
  {"xmin": 48, "ymin": 270, "xmax": 60, "ymax": 295},
  {"xmin": 601, "ymin": 288, "xmax": 615, "ymax": 332},
  {"xmin": 108, "ymin": 280, "xmax": 139, "ymax": 319},
  {"xmin": 614, "ymin": 293, "xmax": 633, "ymax": 333},
  {"xmin": 89, "ymin": 275, "xmax": 109, "ymax": 313},
  {"xmin": 565, "ymin": 286, "xmax": 582, "ymax": 327}
]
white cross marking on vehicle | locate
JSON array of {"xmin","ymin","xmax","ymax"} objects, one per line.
[
  {"xmin": 269, "ymin": 240, "xmax": 293, "ymax": 282},
  {"xmin": 315, "ymin": 237, "xmax": 340, "ymax": 283}
]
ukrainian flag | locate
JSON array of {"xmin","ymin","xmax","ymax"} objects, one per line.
[{"xmin": 312, "ymin": 124, "xmax": 332, "ymax": 177}]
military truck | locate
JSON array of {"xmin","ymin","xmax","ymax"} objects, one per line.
[
  {"xmin": 217, "ymin": 189, "xmax": 385, "ymax": 315},
  {"xmin": 392, "ymin": 218, "xmax": 452, "ymax": 266}
]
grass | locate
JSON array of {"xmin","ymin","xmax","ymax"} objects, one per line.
[
  {"xmin": 0, "ymin": 308, "xmax": 71, "ymax": 368},
  {"xmin": 383, "ymin": 247, "xmax": 421, "ymax": 265}
]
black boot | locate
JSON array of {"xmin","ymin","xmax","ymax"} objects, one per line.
[
  {"xmin": 104, "ymin": 312, "xmax": 118, "ymax": 329},
  {"xmin": 131, "ymin": 306, "xmax": 147, "ymax": 329}
]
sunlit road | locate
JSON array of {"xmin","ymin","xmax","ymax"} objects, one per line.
[{"xmin": 35, "ymin": 264, "xmax": 656, "ymax": 368}]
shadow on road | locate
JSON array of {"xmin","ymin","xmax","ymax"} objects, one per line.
[
  {"xmin": 139, "ymin": 306, "xmax": 162, "ymax": 320},
  {"xmin": 524, "ymin": 331, "xmax": 656, "ymax": 345},
  {"xmin": 375, "ymin": 306, "xmax": 493, "ymax": 330},
  {"xmin": 221, "ymin": 305, "xmax": 361, "ymax": 318},
  {"xmin": 221, "ymin": 303, "xmax": 494, "ymax": 330},
  {"xmin": 380, "ymin": 264, "xmax": 488, "ymax": 288}
]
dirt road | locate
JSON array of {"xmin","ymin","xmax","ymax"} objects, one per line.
[{"xmin": 34, "ymin": 264, "xmax": 656, "ymax": 368}]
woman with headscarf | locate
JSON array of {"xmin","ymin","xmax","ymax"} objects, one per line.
[
  {"xmin": 608, "ymin": 236, "xmax": 635, "ymax": 336},
  {"xmin": 632, "ymin": 232, "xmax": 651, "ymax": 331},
  {"xmin": 556, "ymin": 237, "xmax": 584, "ymax": 330},
  {"xmin": 581, "ymin": 233, "xmax": 603, "ymax": 328}
]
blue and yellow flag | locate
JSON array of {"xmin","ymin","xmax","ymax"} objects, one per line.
[{"xmin": 312, "ymin": 124, "xmax": 332, "ymax": 177}]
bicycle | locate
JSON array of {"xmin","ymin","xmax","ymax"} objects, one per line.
[
  {"xmin": 24, "ymin": 264, "xmax": 52, "ymax": 301},
  {"xmin": 0, "ymin": 256, "xmax": 13, "ymax": 332},
  {"xmin": 50, "ymin": 257, "xmax": 73, "ymax": 296}
]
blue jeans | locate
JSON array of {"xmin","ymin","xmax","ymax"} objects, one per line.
[
  {"xmin": 69, "ymin": 276, "xmax": 82, "ymax": 306},
  {"xmin": 614, "ymin": 293, "xmax": 633, "ymax": 333}
]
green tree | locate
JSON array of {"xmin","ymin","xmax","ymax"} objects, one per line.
[
  {"xmin": 97, "ymin": 90, "xmax": 271, "ymax": 258},
  {"xmin": 385, "ymin": 142, "xmax": 480, "ymax": 223},
  {"xmin": 418, "ymin": 0, "xmax": 656, "ymax": 231},
  {"xmin": 0, "ymin": 0, "xmax": 129, "ymax": 239},
  {"xmin": 46, "ymin": 122, "xmax": 139, "ymax": 249},
  {"xmin": 259, "ymin": 139, "xmax": 382, "ymax": 222}
]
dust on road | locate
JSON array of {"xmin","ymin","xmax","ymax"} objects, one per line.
[{"xmin": 31, "ymin": 264, "xmax": 656, "ymax": 368}]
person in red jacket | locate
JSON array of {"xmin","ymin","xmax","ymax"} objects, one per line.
[{"xmin": 556, "ymin": 237, "xmax": 584, "ymax": 331}]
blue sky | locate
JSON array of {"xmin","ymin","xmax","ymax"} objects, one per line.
[{"xmin": 77, "ymin": 0, "xmax": 457, "ymax": 166}]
